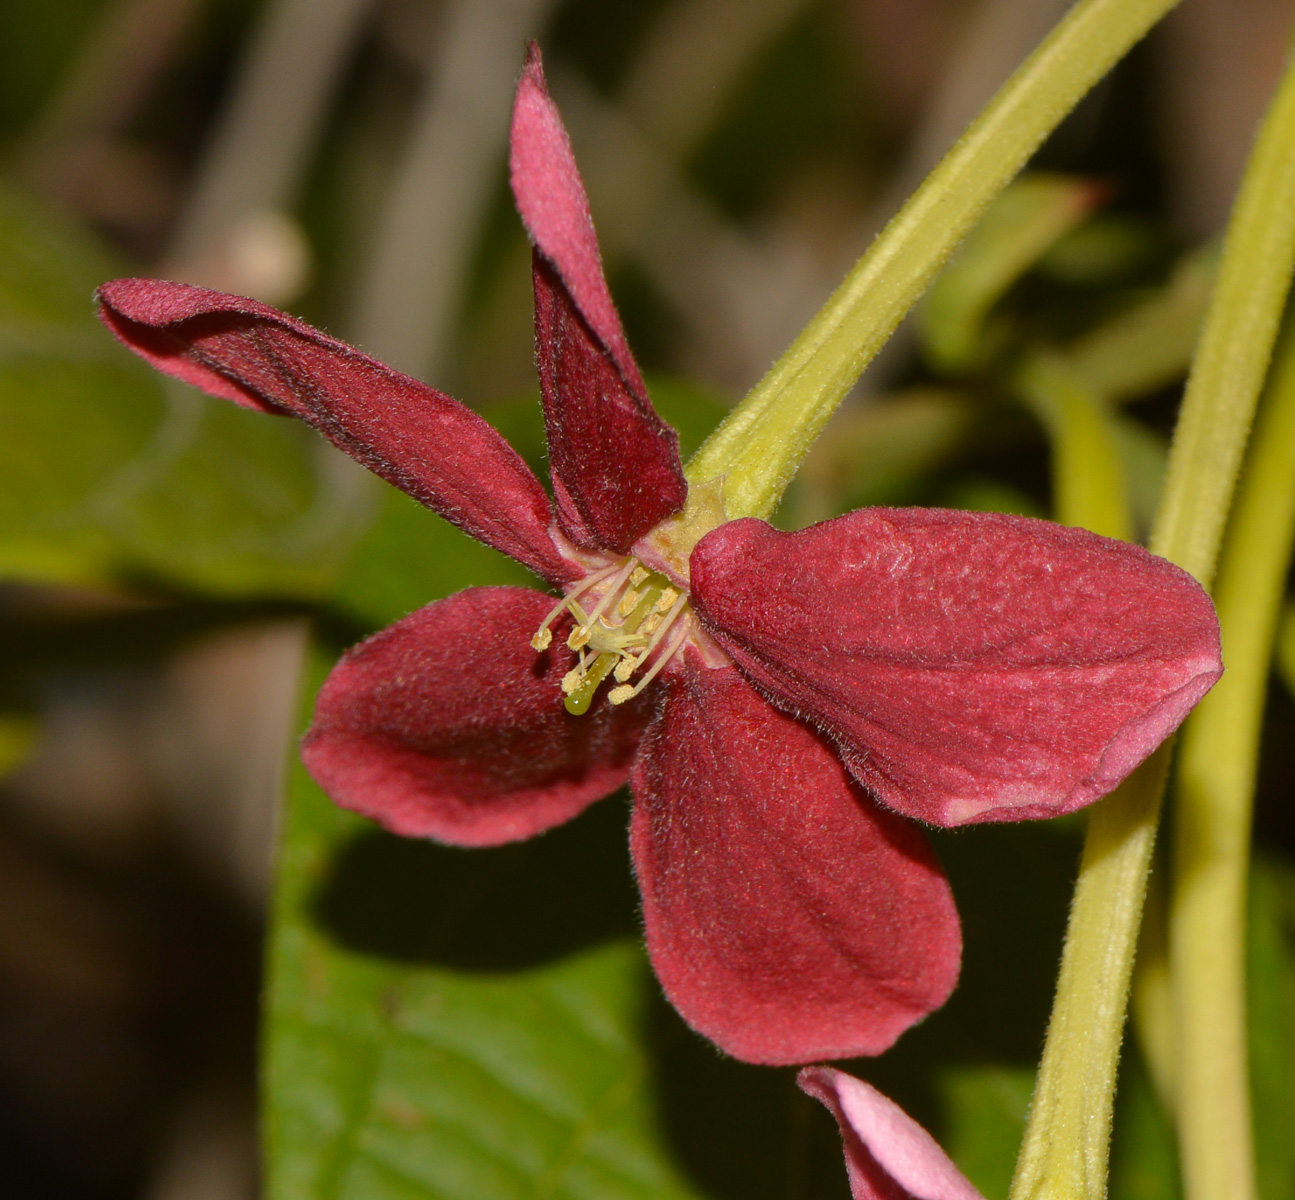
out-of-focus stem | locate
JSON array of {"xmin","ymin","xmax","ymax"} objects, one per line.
[
  {"xmin": 1170, "ymin": 324, "xmax": 1295, "ymax": 1200},
  {"xmin": 352, "ymin": 0, "xmax": 557, "ymax": 379},
  {"xmin": 1010, "ymin": 42, "xmax": 1295, "ymax": 1200}
]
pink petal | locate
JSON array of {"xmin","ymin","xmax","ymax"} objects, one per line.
[
  {"xmin": 630, "ymin": 660, "xmax": 961, "ymax": 1066},
  {"xmin": 798, "ymin": 1067, "xmax": 985, "ymax": 1200},
  {"xmin": 95, "ymin": 279, "xmax": 576, "ymax": 584},
  {"xmin": 302, "ymin": 587, "xmax": 652, "ymax": 845},
  {"xmin": 511, "ymin": 45, "xmax": 687, "ymax": 551},
  {"xmin": 690, "ymin": 510, "xmax": 1222, "ymax": 827}
]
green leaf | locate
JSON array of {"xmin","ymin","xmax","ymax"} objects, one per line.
[
  {"xmin": 1248, "ymin": 857, "xmax": 1295, "ymax": 1200},
  {"xmin": 1108, "ymin": 1051, "xmax": 1180, "ymax": 1200},
  {"xmin": 330, "ymin": 487, "xmax": 531, "ymax": 631},
  {"xmin": 938, "ymin": 1065, "xmax": 1033, "ymax": 1198},
  {"xmin": 0, "ymin": 181, "xmax": 376, "ymax": 597},
  {"xmin": 795, "ymin": 389, "xmax": 977, "ymax": 517},
  {"xmin": 1061, "ymin": 249, "xmax": 1215, "ymax": 405},
  {"xmin": 920, "ymin": 174, "xmax": 1103, "ymax": 374}
]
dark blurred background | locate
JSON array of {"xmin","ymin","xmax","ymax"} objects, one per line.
[{"xmin": 1, "ymin": 0, "xmax": 1292, "ymax": 1196}]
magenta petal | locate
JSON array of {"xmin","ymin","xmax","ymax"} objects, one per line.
[
  {"xmin": 511, "ymin": 46, "xmax": 687, "ymax": 551},
  {"xmin": 798, "ymin": 1067, "xmax": 984, "ymax": 1200},
  {"xmin": 95, "ymin": 279, "xmax": 576, "ymax": 584},
  {"xmin": 630, "ymin": 661, "xmax": 961, "ymax": 1066},
  {"xmin": 691, "ymin": 510, "xmax": 1222, "ymax": 827},
  {"xmin": 302, "ymin": 587, "xmax": 652, "ymax": 845}
]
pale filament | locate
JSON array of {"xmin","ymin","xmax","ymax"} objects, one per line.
[
  {"xmin": 612, "ymin": 588, "xmax": 687, "ymax": 684},
  {"xmin": 608, "ymin": 622, "xmax": 690, "ymax": 705},
  {"xmin": 530, "ymin": 562, "xmax": 619, "ymax": 650},
  {"xmin": 579, "ymin": 558, "xmax": 639, "ymax": 629}
]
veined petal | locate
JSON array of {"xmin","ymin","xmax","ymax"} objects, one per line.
[
  {"xmin": 302, "ymin": 587, "xmax": 651, "ymax": 845},
  {"xmin": 691, "ymin": 510, "xmax": 1223, "ymax": 827},
  {"xmin": 630, "ymin": 661, "xmax": 960, "ymax": 1066},
  {"xmin": 798, "ymin": 1067, "xmax": 985, "ymax": 1200},
  {"xmin": 511, "ymin": 45, "xmax": 687, "ymax": 552},
  {"xmin": 96, "ymin": 279, "xmax": 575, "ymax": 583}
]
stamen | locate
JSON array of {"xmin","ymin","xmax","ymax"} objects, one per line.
[
  {"xmin": 583, "ymin": 558, "xmax": 639, "ymax": 627},
  {"xmin": 636, "ymin": 590, "xmax": 688, "ymax": 663},
  {"xmin": 612, "ymin": 656, "xmax": 636, "ymax": 683},
  {"xmin": 630, "ymin": 566, "xmax": 649, "ymax": 586},
  {"xmin": 609, "ymin": 624, "xmax": 689, "ymax": 704},
  {"xmin": 617, "ymin": 589, "xmax": 641, "ymax": 616},
  {"xmin": 655, "ymin": 587, "xmax": 679, "ymax": 613},
  {"xmin": 530, "ymin": 563, "xmax": 618, "ymax": 650}
]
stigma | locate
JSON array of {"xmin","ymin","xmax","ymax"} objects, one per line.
[{"xmin": 531, "ymin": 558, "xmax": 690, "ymax": 714}]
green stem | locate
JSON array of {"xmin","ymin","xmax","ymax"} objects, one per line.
[
  {"xmin": 686, "ymin": 0, "xmax": 1185, "ymax": 520},
  {"xmin": 1013, "ymin": 353, "xmax": 1131, "ymax": 541},
  {"xmin": 1170, "ymin": 324, "xmax": 1295, "ymax": 1200},
  {"xmin": 1010, "ymin": 43, "xmax": 1295, "ymax": 1200}
]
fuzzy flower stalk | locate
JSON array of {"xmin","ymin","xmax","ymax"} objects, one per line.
[{"xmin": 95, "ymin": 46, "xmax": 1221, "ymax": 1068}]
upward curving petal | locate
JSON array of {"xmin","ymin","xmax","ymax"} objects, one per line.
[
  {"xmin": 798, "ymin": 1067, "xmax": 985, "ymax": 1200},
  {"xmin": 302, "ymin": 587, "xmax": 653, "ymax": 845},
  {"xmin": 690, "ymin": 510, "xmax": 1223, "ymax": 827},
  {"xmin": 96, "ymin": 279, "xmax": 575, "ymax": 583},
  {"xmin": 630, "ymin": 660, "xmax": 961, "ymax": 1066},
  {"xmin": 510, "ymin": 45, "xmax": 687, "ymax": 552}
]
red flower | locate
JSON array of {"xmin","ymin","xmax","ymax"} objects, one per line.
[{"xmin": 95, "ymin": 47, "xmax": 1220, "ymax": 1066}]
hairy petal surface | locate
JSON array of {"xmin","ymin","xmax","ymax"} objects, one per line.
[
  {"xmin": 691, "ymin": 511, "xmax": 1222, "ymax": 827},
  {"xmin": 798, "ymin": 1067, "xmax": 984, "ymax": 1200},
  {"xmin": 511, "ymin": 45, "xmax": 687, "ymax": 552},
  {"xmin": 96, "ymin": 279, "xmax": 574, "ymax": 583},
  {"xmin": 303, "ymin": 587, "xmax": 651, "ymax": 845},
  {"xmin": 630, "ymin": 661, "xmax": 960, "ymax": 1066}
]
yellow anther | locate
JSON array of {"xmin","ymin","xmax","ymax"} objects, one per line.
[
  {"xmin": 641, "ymin": 612, "xmax": 662, "ymax": 636},
  {"xmin": 630, "ymin": 566, "xmax": 649, "ymax": 586},
  {"xmin": 608, "ymin": 685, "xmax": 635, "ymax": 705},
  {"xmin": 617, "ymin": 589, "xmax": 641, "ymax": 616},
  {"xmin": 613, "ymin": 655, "xmax": 638, "ymax": 683},
  {"xmin": 568, "ymin": 626, "xmax": 590, "ymax": 650},
  {"xmin": 655, "ymin": 587, "xmax": 680, "ymax": 613},
  {"xmin": 531, "ymin": 629, "xmax": 552, "ymax": 651},
  {"xmin": 561, "ymin": 668, "xmax": 583, "ymax": 694}
]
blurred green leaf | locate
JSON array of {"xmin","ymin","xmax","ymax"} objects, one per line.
[
  {"xmin": 1111, "ymin": 416, "xmax": 1168, "ymax": 544},
  {"xmin": 938, "ymin": 1065, "xmax": 1032, "ymax": 1198},
  {"xmin": 1036, "ymin": 215, "xmax": 1166, "ymax": 287},
  {"xmin": 1108, "ymin": 1051, "xmax": 1180, "ymax": 1200},
  {"xmin": 330, "ymin": 487, "xmax": 531, "ymax": 631},
  {"xmin": 1013, "ymin": 353, "xmax": 1130, "ymax": 539},
  {"xmin": 1062, "ymin": 249, "xmax": 1216, "ymax": 405},
  {"xmin": 263, "ymin": 654, "xmax": 710, "ymax": 1200},
  {"xmin": 796, "ymin": 389, "xmax": 977, "ymax": 518},
  {"xmin": 0, "ymin": 182, "xmax": 377, "ymax": 597},
  {"xmin": 646, "ymin": 376, "xmax": 731, "ymax": 462},
  {"xmin": 936, "ymin": 477, "xmax": 1045, "ymax": 518},
  {"xmin": 1248, "ymin": 856, "xmax": 1295, "ymax": 1200},
  {"xmin": 920, "ymin": 174, "xmax": 1103, "ymax": 374}
]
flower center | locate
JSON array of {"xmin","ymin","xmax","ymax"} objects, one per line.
[{"xmin": 531, "ymin": 558, "xmax": 691, "ymax": 714}]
